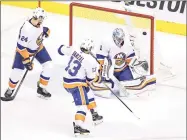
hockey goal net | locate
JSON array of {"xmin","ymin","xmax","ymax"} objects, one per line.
[{"xmin": 69, "ymin": 2, "xmax": 174, "ymax": 80}]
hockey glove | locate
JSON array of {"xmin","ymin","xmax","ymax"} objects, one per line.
[
  {"xmin": 43, "ymin": 27, "xmax": 50, "ymax": 38},
  {"xmin": 93, "ymin": 72, "xmax": 102, "ymax": 83},
  {"xmin": 94, "ymin": 68, "xmax": 108, "ymax": 84},
  {"xmin": 22, "ymin": 57, "xmax": 33, "ymax": 70}
]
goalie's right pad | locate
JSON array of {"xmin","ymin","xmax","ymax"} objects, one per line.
[
  {"xmin": 120, "ymin": 74, "xmax": 156, "ymax": 96},
  {"xmin": 89, "ymin": 80, "xmax": 112, "ymax": 98}
]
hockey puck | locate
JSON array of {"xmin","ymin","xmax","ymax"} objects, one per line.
[{"xmin": 143, "ymin": 32, "xmax": 147, "ymax": 35}]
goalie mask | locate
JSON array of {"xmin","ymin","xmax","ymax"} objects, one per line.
[
  {"xmin": 112, "ymin": 28, "xmax": 125, "ymax": 48},
  {"xmin": 80, "ymin": 39, "xmax": 94, "ymax": 54}
]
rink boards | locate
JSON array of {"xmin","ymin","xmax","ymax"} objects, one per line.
[{"xmin": 1, "ymin": 1, "xmax": 186, "ymax": 36}]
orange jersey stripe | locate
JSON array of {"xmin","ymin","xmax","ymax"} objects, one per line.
[
  {"xmin": 63, "ymin": 82, "xmax": 88, "ymax": 89},
  {"xmin": 16, "ymin": 47, "xmax": 29, "ymax": 59},
  {"xmin": 78, "ymin": 86, "xmax": 86, "ymax": 105}
]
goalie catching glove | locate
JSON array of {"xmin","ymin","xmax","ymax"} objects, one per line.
[{"xmin": 128, "ymin": 56, "xmax": 149, "ymax": 76}]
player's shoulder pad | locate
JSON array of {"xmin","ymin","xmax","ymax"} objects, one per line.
[{"xmin": 20, "ymin": 21, "xmax": 34, "ymax": 35}]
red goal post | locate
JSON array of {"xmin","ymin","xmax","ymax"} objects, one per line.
[{"xmin": 69, "ymin": 2, "xmax": 155, "ymax": 74}]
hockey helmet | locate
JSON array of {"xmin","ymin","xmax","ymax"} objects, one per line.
[
  {"xmin": 32, "ymin": 7, "xmax": 47, "ymax": 21},
  {"xmin": 80, "ymin": 39, "xmax": 94, "ymax": 54},
  {"xmin": 112, "ymin": 28, "xmax": 125, "ymax": 47}
]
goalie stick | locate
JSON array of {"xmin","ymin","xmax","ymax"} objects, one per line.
[{"xmin": 89, "ymin": 51, "xmax": 140, "ymax": 120}]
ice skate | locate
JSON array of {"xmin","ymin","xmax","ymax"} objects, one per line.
[
  {"xmin": 91, "ymin": 110, "xmax": 103, "ymax": 125},
  {"xmin": 4, "ymin": 88, "xmax": 14, "ymax": 98},
  {"xmin": 37, "ymin": 82, "xmax": 51, "ymax": 98},
  {"xmin": 73, "ymin": 122, "xmax": 90, "ymax": 137}
]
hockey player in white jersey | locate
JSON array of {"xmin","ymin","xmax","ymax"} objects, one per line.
[
  {"xmin": 4, "ymin": 7, "xmax": 53, "ymax": 98},
  {"xmin": 61, "ymin": 39, "xmax": 103, "ymax": 136},
  {"xmin": 90, "ymin": 28, "xmax": 156, "ymax": 97},
  {"xmin": 113, "ymin": 1, "xmax": 175, "ymax": 81}
]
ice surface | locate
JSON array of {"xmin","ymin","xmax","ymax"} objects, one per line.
[{"xmin": 1, "ymin": 5, "xmax": 186, "ymax": 140}]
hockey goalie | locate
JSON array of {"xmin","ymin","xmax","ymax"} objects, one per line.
[
  {"xmin": 58, "ymin": 29, "xmax": 156, "ymax": 98},
  {"xmin": 113, "ymin": 1, "xmax": 175, "ymax": 82},
  {"xmin": 89, "ymin": 28, "xmax": 156, "ymax": 98}
]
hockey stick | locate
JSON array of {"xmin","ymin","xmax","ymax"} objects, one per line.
[
  {"xmin": 1, "ymin": 54, "xmax": 36, "ymax": 102},
  {"xmin": 102, "ymin": 82, "xmax": 140, "ymax": 119},
  {"xmin": 89, "ymin": 52, "xmax": 140, "ymax": 119},
  {"xmin": 1, "ymin": 33, "xmax": 46, "ymax": 102}
]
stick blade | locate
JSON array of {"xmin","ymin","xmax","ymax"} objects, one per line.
[
  {"xmin": 1, "ymin": 96, "xmax": 14, "ymax": 101},
  {"xmin": 133, "ymin": 113, "xmax": 140, "ymax": 120}
]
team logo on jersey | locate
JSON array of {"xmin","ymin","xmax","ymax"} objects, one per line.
[
  {"xmin": 36, "ymin": 33, "xmax": 44, "ymax": 46},
  {"xmin": 114, "ymin": 52, "xmax": 126, "ymax": 66}
]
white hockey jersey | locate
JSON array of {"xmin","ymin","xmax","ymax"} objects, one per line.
[
  {"xmin": 96, "ymin": 35, "xmax": 135, "ymax": 73},
  {"xmin": 16, "ymin": 19, "xmax": 44, "ymax": 58},
  {"xmin": 63, "ymin": 47, "xmax": 99, "ymax": 89}
]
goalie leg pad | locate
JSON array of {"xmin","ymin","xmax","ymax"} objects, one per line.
[
  {"xmin": 120, "ymin": 75, "xmax": 156, "ymax": 96},
  {"xmin": 120, "ymin": 75, "xmax": 156, "ymax": 90},
  {"xmin": 89, "ymin": 82, "xmax": 112, "ymax": 98}
]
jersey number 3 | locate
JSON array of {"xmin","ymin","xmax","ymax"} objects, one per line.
[{"xmin": 65, "ymin": 56, "xmax": 81, "ymax": 76}]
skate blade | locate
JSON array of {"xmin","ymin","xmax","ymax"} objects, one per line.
[
  {"xmin": 93, "ymin": 119, "xmax": 103, "ymax": 126},
  {"xmin": 1, "ymin": 96, "xmax": 14, "ymax": 101},
  {"xmin": 74, "ymin": 132, "xmax": 90, "ymax": 137},
  {"xmin": 37, "ymin": 95, "xmax": 50, "ymax": 100}
]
